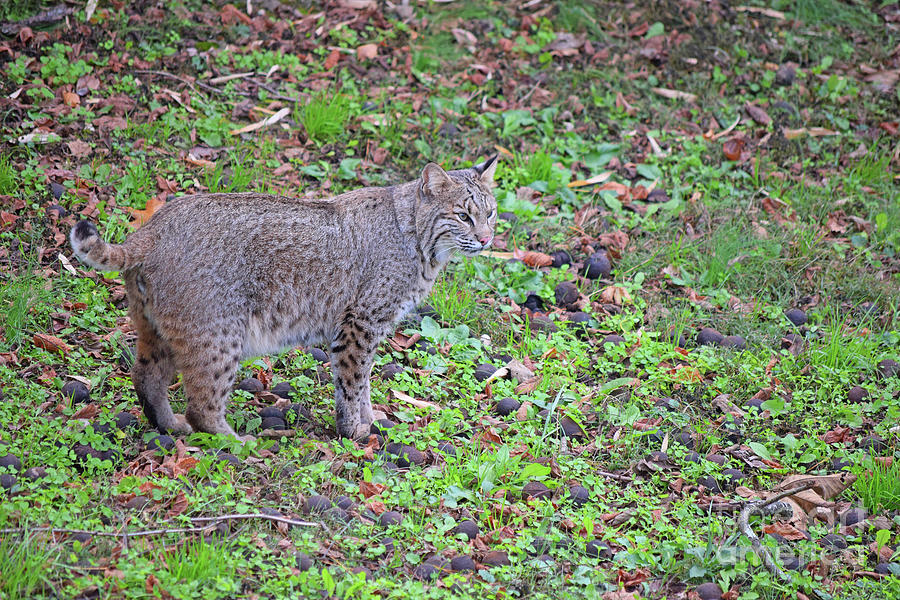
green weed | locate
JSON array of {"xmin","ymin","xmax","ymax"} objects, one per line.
[
  {"xmin": 298, "ymin": 91, "xmax": 351, "ymax": 145},
  {"xmin": 855, "ymin": 457, "xmax": 900, "ymax": 513},
  {"xmin": 0, "ymin": 533, "xmax": 57, "ymax": 600}
]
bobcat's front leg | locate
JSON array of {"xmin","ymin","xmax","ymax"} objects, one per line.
[{"xmin": 330, "ymin": 313, "xmax": 378, "ymax": 439}]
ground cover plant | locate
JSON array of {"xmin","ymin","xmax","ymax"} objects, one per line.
[{"xmin": 0, "ymin": 0, "xmax": 899, "ymax": 598}]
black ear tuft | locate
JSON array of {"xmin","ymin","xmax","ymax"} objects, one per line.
[{"xmin": 472, "ymin": 154, "xmax": 498, "ymax": 176}]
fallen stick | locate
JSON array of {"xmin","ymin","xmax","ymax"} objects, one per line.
[{"xmin": 737, "ymin": 480, "xmax": 828, "ymax": 599}]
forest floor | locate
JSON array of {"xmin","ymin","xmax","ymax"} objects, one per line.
[{"xmin": 1, "ymin": 0, "xmax": 900, "ymax": 599}]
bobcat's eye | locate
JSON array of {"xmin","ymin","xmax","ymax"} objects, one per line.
[
  {"xmin": 488, "ymin": 209, "xmax": 496, "ymax": 219},
  {"xmin": 456, "ymin": 212, "xmax": 472, "ymax": 223}
]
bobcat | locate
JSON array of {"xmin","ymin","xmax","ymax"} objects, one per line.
[{"xmin": 70, "ymin": 157, "xmax": 498, "ymax": 440}]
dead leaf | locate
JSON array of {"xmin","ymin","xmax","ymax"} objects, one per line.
[
  {"xmin": 568, "ymin": 172, "xmax": 613, "ymax": 188},
  {"xmin": 127, "ymin": 196, "xmax": 166, "ymax": 228},
  {"xmin": 599, "ymin": 285, "xmax": 632, "ymax": 305},
  {"xmin": 745, "ymin": 103, "xmax": 771, "ymax": 125},
  {"xmin": 324, "ymin": 48, "xmax": 341, "ymax": 70},
  {"xmin": 62, "ymin": 91, "xmax": 80, "ymax": 108},
  {"xmin": 651, "ymin": 87, "xmax": 697, "ymax": 102},
  {"xmin": 356, "ymin": 43, "xmax": 378, "ymax": 60},
  {"xmin": 71, "ymin": 403, "xmax": 100, "ymax": 419},
  {"xmin": 512, "ymin": 248, "xmax": 553, "ymax": 267},
  {"xmin": 166, "ymin": 490, "xmax": 189, "ymax": 518},
  {"xmin": 360, "ymin": 481, "xmax": 386, "ymax": 498},
  {"xmin": 761, "ymin": 521, "xmax": 808, "ymax": 540},
  {"xmin": 723, "ymin": 137, "xmax": 745, "ymax": 161},
  {"xmin": 33, "ymin": 333, "xmax": 71, "ymax": 354},
  {"xmin": 67, "ymin": 140, "xmax": 92, "ymax": 158},
  {"xmin": 391, "ymin": 389, "xmax": 440, "ymax": 410}
]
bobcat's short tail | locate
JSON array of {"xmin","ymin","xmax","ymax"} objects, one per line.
[{"xmin": 70, "ymin": 221, "xmax": 142, "ymax": 271}]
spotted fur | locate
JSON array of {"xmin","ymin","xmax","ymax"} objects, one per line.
[{"xmin": 69, "ymin": 158, "xmax": 498, "ymax": 440}]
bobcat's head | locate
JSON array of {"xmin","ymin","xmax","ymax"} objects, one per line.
[{"xmin": 420, "ymin": 155, "xmax": 499, "ymax": 259}]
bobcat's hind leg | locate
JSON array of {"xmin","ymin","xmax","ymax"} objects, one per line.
[
  {"xmin": 331, "ymin": 313, "xmax": 379, "ymax": 440},
  {"xmin": 180, "ymin": 338, "xmax": 242, "ymax": 439},
  {"xmin": 130, "ymin": 307, "xmax": 189, "ymax": 434}
]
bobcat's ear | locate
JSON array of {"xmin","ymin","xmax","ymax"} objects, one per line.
[
  {"xmin": 421, "ymin": 162, "xmax": 456, "ymax": 196},
  {"xmin": 472, "ymin": 154, "xmax": 498, "ymax": 186}
]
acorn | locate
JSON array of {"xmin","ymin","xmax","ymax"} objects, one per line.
[
  {"xmin": 601, "ymin": 334, "xmax": 625, "ymax": 347},
  {"xmin": 61, "ymin": 380, "xmax": 90, "ymax": 404},
  {"xmin": 295, "ymin": 552, "xmax": 313, "ymax": 572},
  {"xmin": 820, "ymin": 533, "xmax": 847, "ymax": 552},
  {"xmin": 495, "ymin": 397, "xmax": 520, "ymax": 417},
  {"xmin": 453, "ymin": 520, "xmax": 479, "ymax": 541},
  {"xmin": 260, "ymin": 417, "xmax": 287, "ymax": 431},
  {"xmin": 259, "ymin": 406, "xmax": 285, "ymax": 419},
  {"xmin": 877, "ymin": 359, "xmax": 899, "ymax": 379},
  {"xmin": 380, "ymin": 363, "xmax": 404, "ymax": 380},
  {"xmin": 237, "ymin": 377, "xmax": 264, "ymax": 393},
  {"xmin": 522, "ymin": 481, "xmax": 551, "ymax": 501},
  {"xmin": 550, "ymin": 250, "xmax": 571, "ymax": 268},
  {"xmin": 848, "ymin": 386, "xmax": 868, "ymax": 403},
  {"xmin": 271, "ymin": 381, "xmax": 297, "ymax": 399},
  {"xmin": 585, "ymin": 539, "xmax": 611, "ymax": 559},
  {"xmin": 309, "ymin": 348, "xmax": 328, "ymax": 363},
  {"xmin": 146, "ymin": 435, "xmax": 175, "ymax": 452},
  {"xmin": 785, "ymin": 308, "xmax": 807, "ymax": 326},
  {"xmin": 385, "ymin": 443, "xmax": 425, "ymax": 467},
  {"xmin": 450, "ymin": 555, "xmax": 476, "ymax": 572},
  {"xmin": 697, "ymin": 328, "xmax": 724, "ymax": 346},
  {"xmin": 473, "ymin": 364, "xmax": 498, "ymax": 382},
  {"xmin": 695, "ymin": 582, "xmax": 722, "ymax": 600},
  {"xmin": 482, "ymin": 550, "xmax": 510, "ymax": 567},
  {"xmin": 554, "ymin": 281, "xmax": 579, "ymax": 308},
  {"xmin": 584, "ymin": 252, "xmax": 611, "ymax": 279},
  {"xmin": 569, "ymin": 485, "xmax": 590, "ymax": 507},
  {"xmin": 305, "ymin": 495, "xmax": 333, "ymax": 514},
  {"xmin": 215, "ymin": 452, "xmax": 241, "ymax": 467},
  {"xmin": 0, "ymin": 454, "xmax": 22, "ymax": 472},
  {"xmin": 379, "ymin": 511, "xmax": 403, "ymax": 526},
  {"xmin": 522, "ymin": 293, "xmax": 546, "ymax": 312},
  {"xmin": 115, "ymin": 411, "xmax": 138, "ymax": 430},
  {"xmin": 721, "ymin": 335, "xmax": 747, "ymax": 350}
]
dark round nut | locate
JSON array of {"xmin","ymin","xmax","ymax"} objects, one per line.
[
  {"xmin": 877, "ymin": 359, "xmax": 900, "ymax": 379},
  {"xmin": 285, "ymin": 403, "xmax": 311, "ymax": 424},
  {"xmin": 498, "ymin": 212, "xmax": 516, "ymax": 222},
  {"xmin": 676, "ymin": 431, "xmax": 695, "ymax": 450},
  {"xmin": 259, "ymin": 406, "xmax": 285, "ymax": 419},
  {"xmin": 522, "ymin": 293, "xmax": 546, "ymax": 312},
  {"xmin": 380, "ymin": 363, "xmax": 405, "ymax": 380},
  {"xmin": 554, "ymin": 281, "xmax": 579, "ymax": 308},
  {"xmin": 665, "ymin": 330, "xmax": 687, "ymax": 347},
  {"xmin": 61, "ymin": 380, "xmax": 90, "ymax": 403},
  {"xmin": 295, "ymin": 552, "xmax": 313, "ymax": 572},
  {"xmin": 550, "ymin": 250, "xmax": 571, "ymax": 268},
  {"xmin": 453, "ymin": 520, "xmax": 479, "ymax": 541},
  {"xmin": 379, "ymin": 511, "xmax": 403, "ymax": 526},
  {"xmin": 820, "ymin": 533, "xmax": 847, "ymax": 552},
  {"xmin": 270, "ymin": 381, "xmax": 297, "ymax": 399},
  {"xmin": 785, "ymin": 308, "xmax": 807, "ymax": 326},
  {"xmin": 720, "ymin": 335, "xmax": 747, "ymax": 350},
  {"xmin": 585, "ymin": 539, "xmax": 611, "ymax": 559},
  {"xmin": 496, "ymin": 397, "xmax": 521, "ymax": 417},
  {"xmin": 91, "ymin": 421, "xmax": 112, "ymax": 437},
  {"xmin": 721, "ymin": 468, "xmax": 745, "ymax": 488},
  {"xmin": 559, "ymin": 416, "xmax": 585, "ymax": 438},
  {"xmin": 705, "ymin": 454, "xmax": 727, "ymax": 466},
  {"xmin": 473, "ymin": 364, "xmax": 498, "ymax": 382},
  {"xmin": 683, "ymin": 452, "xmax": 701, "ymax": 463},
  {"xmin": 450, "ymin": 555, "xmax": 476, "ymax": 572},
  {"xmin": 124, "ymin": 495, "xmax": 150, "ymax": 510},
  {"xmin": 647, "ymin": 188, "xmax": 669, "ymax": 202},
  {"xmin": 775, "ymin": 64, "xmax": 795, "ymax": 86},
  {"xmin": 146, "ymin": 435, "xmax": 175, "ymax": 452},
  {"xmin": 309, "ymin": 348, "xmax": 328, "ymax": 363},
  {"xmin": 781, "ymin": 333, "xmax": 805, "ymax": 352},
  {"xmin": 569, "ymin": 485, "xmax": 590, "ymax": 507},
  {"xmin": 260, "ymin": 417, "xmax": 287, "ymax": 431},
  {"xmin": 305, "ymin": 495, "xmax": 333, "ymax": 514},
  {"xmin": 380, "ymin": 537, "xmax": 395, "ymax": 554},
  {"xmin": 482, "ymin": 550, "xmax": 510, "ymax": 567},
  {"xmin": 522, "ymin": 481, "xmax": 551, "ymax": 501},
  {"xmin": 782, "ymin": 553, "xmax": 801, "ymax": 571},
  {"xmin": 0, "ymin": 473, "xmax": 17, "ymax": 490},
  {"xmin": 434, "ymin": 441, "xmax": 456, "ymax": 457},
  {"xmin": 101, "ymin": 448, "xmax": 121, "ymax": 464},
  {"xmin": 371, "ymin": 419, "xmax": 396, "ymax": 436},
  {"xmin": 848, "ymin": 386, "xmax": 868, "ymax": 403},
  {"xmin": 648, "ymin": 451, "xmax": 668, "ymax": 463},
  {"xmin": 875, "ymin": 562, "xmax": 897, "ymax": 575},
  {"xmin": 335, "ymin": 495, "xmax": 354, "ymax": 511},
  {"xmin": 324, "ymin": 507, "xmax": 350, "ymax": 522},
  {"xmin": 413, "ymin": 557, "xmax": 446, "ymax": 580},
  {"xmin": 583, "ymin": 252, "xmax": 611, "ymax": 279},
  {"xmin": 860, "ymin": 435, "xmax": 886, "ymax": 453},
  {"xmin": 699, "ymin": 475, "xmax": 722, "ymax": 494},
  {"xmin": 24, "ymin": 466, "xmax": 47, "ymax": 480},
  {"xmin": 569, "ymin": 311, "xmax": 592, "ymax": 325},
  {"xmin": 601, "ymin": 334, "xmax": 625, "ymax": 347},
  {"xmin": 746, "ymin": 398, "xmax": 765, "ymax": 411},
  {"xmin": 697, "ymin": 328, "xmax": 724, "ymax": 346},
  {"xmin": 385, "ymin": 443, "xmax": 425, "ymax": 467},
  {"xmin": 115, "ymin": 411, "xmax": 138, "ymax": 430},
  {"xmin": 0, "ymin": 454, "xmax": 22, "ymax": 472},
  {"xmin": 528, "ymin": 315, "xmax": 558, "ymax": 333},
  {"xmin": 695, "ymin": 582, "xmax": 723, "ymax": 600},
  {"xmin": 830, "ymin": 458, "xmax": 852, "ymax": 472},
  {"xmin": 215, "ymin": 452, "xmax": 241, "ymax": 466},
  {"xmin": 237, "ymin": 377, "xmax": 264, "ymax": 393},
  {"xmin": 840, "ymin": 507, "xmax": 866, "ymax": 526},
  {"xmin": 47, "ymin": 203, "xmax": 69, "ymax": 217},
  {"xmin": 528, "ymin": 538, "xmax": 551, "ymax": 555}
]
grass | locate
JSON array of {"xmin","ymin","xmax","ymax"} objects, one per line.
[
  {"xmin": 298, "ymin": 91, "xmax": 352, "ymax": 146},
  {"xmin": 0, "ymin": 533, "xmax": 57, "ymax": 599},
  {"xmin": 855, "ymin": 457, "xmax": 900, "ymax": 513}
]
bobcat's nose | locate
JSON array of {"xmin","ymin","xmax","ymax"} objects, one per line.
[{"xmin": 479, "ymin": 235, "xmax": 493, "ymax": 248}]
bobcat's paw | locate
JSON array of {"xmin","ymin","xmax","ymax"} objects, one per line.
[{"xmin": 168, "ymin": 413, "xmax": 194, "ymax": 436}]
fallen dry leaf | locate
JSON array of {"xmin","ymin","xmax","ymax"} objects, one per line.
[
  {"xmin": 356, "ymin": 43, "xmax": 378, "ymax": 60},
  {"xmin": 34, "ymin": 333, "xmax": 71, "ymax": 354},
  {"xmin": 127, "ymin": 196, "xmax": 166, "ymax": 228},
  {"xmin": 512, "ymin": 248, "xmax": 553, "ymax": 267}
]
